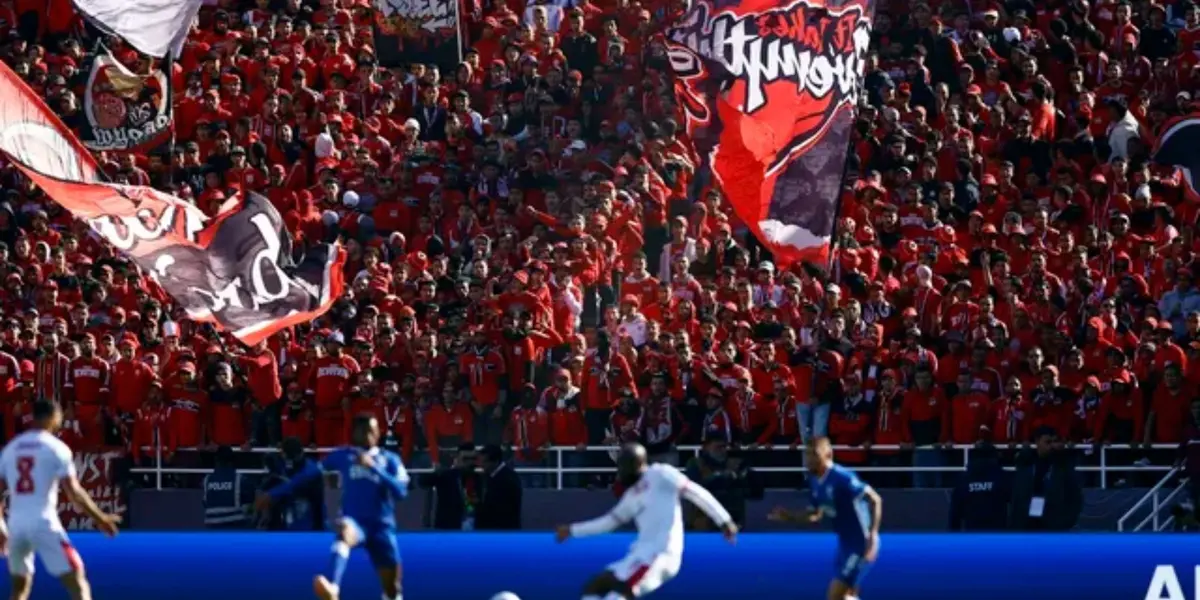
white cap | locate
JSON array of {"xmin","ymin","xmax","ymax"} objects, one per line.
[
  {"xmin": 162, "ymin": 320, "xmax": 179, "ymax": 338},
  {"xmin": 322, "ymin": 210, "xmax": 340, "ymax": 226},
  {"xmin": 826, "ymin": 283, "xmax": 841, "ymax": 295},
  {"xmin": 1003, "ymin": 27, "xmax": 1021, "ymax": 43},
  {"xmin": 343, "ymin": 190, "xmax": 360, "ymax": 208},
  {"xmin": 404, "ymin": 118, "xmax": 421, "ymax": 132},
  {"xmin": 1134, "ymin": 184, "xmax": 1152, "ymax": 201},
  {"xmin": 916, "ymin": 265, "xmax": 933, "ymax": 282},
  {"xmin": 314, "ymin": 132, "xmax": 335, "ymax": 158},
  {"xmin": 327, "ymin": 331, "xmax": 345, "ymax": 345},
  {"xmin": 563, "ymin": 140, "xmax": 587, "ymax": 157}
]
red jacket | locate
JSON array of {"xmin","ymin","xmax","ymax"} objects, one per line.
[
  {"xmin": 111, "ymin": 358, "xmax": 156, "ymax": 414},
  {"xmin": 871, "ymin": 390, "xmax": 908, "ymax": 451},
  {"xmin": 764, "ymin": 395, "xmax": 801, "ymax": 443},
  {"xmin": 425, "ymin": 401, "xmax": 474, "ymax": 463},
  {"xmin": 307, "ymin": 354, "xmax": 361, "ymax": 411},
  {"xmin": 237, "ymin": 349, "xmax": 283, "ymax": 407},
  {"xmin": 581, "ymin": 353, "xmax": 634, "ymax": 411},
  {"xmin": 1094, "ymin": 389, "xmax": 1144, "ymax": 442},
  {"xmin": 1150, "ymin": 386, "xmax": 1191, "ymax": 443},
  {"xmin": 460, "ymin": 348, "xmax": 507, "ymax": 406},
  {"xmin": 381, "ymin": 401, "xmax": 417, "ymax": 463},
  {"xmin": 726, "ymin": 390, "xmax": 773, "ymax": 444},
  {"xmin": 131, "ymin": 405, "xmax": 173, "ymax": 461},
  {"xmin": 989, "ymin": 396, "xmax": 1033, "ymax": 444},
  {"xmin": 507, "ymin": 405, "xmax": 551, "ymax": 461},
  {"xmin": 280, "ymin": 401, "xmax": 314, "ymax": 447},
  {"xmin": 34, "ymin": 352, "xmax": 70, "ymax": 404},
  {"xmin": 1029, "ymin": 386, "xmax": 1077, "ymax": 440},
  {"xmin": 829, "ymin": 399, "xmax": 873, "ymax": 463},
  {"xmin": 167, "ymin": 384, "xmax": 208, "ymax": 448},
  {"xmin": 549, "ymin": 402, "xmax": 588, "ymax": 446},
  {"xmin": 208, "ymin": 390, "xmax": 246, "ymax": 447},
  {"xmin": 943, "ymin": 391, "xmax": 991, "ymax": 444},
  {"xmin": 64, "ymin": 356, "xmax": 109, "ymax": 407}
]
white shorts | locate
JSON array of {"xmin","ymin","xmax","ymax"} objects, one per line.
[
  {"xmin": 7, "ymin": 526, "xmax": 83, "ymax": 577},
  {"xmin": 606, "ymin": 553, "xmax": 681, "ymax": 597}
]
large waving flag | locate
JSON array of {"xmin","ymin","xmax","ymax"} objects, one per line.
[
  {"xmin": 71, "ymin": 0, "xmax": 202, "ymax": 59},
  {"xmin": 78, "ymin": 44, "xmax": 174, "ymax": 152},
  {"xmin": 0, "ymin": 61, "xmax": 345, "ymax": 346},
  {"xmin": 1152, "ymin": 114, "xmax": 1200, "ymax": 199},
  {"xmin": 665, "ymin": 0, "xmax": 874, "ymax": 266},
  {"xmin": 372, "ymin": 0, "xmax": 463, "ymax": 70}
]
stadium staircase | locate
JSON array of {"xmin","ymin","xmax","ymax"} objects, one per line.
[{"xmin": 1117, "ymin": 467, "xmax": 1191, "ymax": 532}]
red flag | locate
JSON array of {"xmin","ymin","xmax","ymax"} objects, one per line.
[
  {"xmin": 666, "ymin": 0, "xmax": 874, "ymax": 267},
  {"xmin": 0, "ymin": 61, "xmax": 345, "ymax": 346}
]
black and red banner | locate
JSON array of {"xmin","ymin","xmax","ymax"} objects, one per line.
[
  {"xmin": 666, "ymin": 0, "xmax": 874, "ymax": 266},
  {"xmin": 78, "ymin": 45, "xmax": 174, "ymax": 153},
  {"xmin": 1152, "ymin": 114, "xmax": 1200, "ymax": 200},
  {"xmin": 372, "ymin": 0, "xmax": 462, "ymax": 69},
  {"xmin": 0, "ymin": 61, "xmax": 345, "ymax": 346}
]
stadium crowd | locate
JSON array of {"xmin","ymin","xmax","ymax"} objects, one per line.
[{"xmin": 0, "ymin": 0, "xmax": 1198, "ymax": 489}]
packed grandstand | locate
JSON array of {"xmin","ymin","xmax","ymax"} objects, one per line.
[{"xmin": 0, "ymin": 0, "xmax": 1196, "ymax": 493}]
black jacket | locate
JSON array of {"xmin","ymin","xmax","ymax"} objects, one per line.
[
  {"xmin": 475, "ymin": 463, "xmax": 523, "ymax": 530},
  {"xmin": 949, "ymin": 447, "xmax": 1010, "ymax": 531},
  {"xmin": 260, "ymin": 456, "xmax": 325, "ymax": 531},
  {"xmin": 421, "ymin": 468, "xmax": 484, "ymax": 531},
  {"xmin": 683, "ymin": 454, "xmax": 763, "ymax": 528},
  {"xmin": 1008, "ymin": 449, "xmax": 1083, "ymax": 531}
]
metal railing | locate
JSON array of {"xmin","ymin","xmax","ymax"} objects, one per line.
[
  {"xmin": 1117, "ymin": 468, "xmax": 1191, "ymax": 532},
  {"xmin": 129, "ymin": 442, "xmax": 1176, "ymax": 491},
  {"xmin": 1113, "ymin": 463, "xmax": 1190, "ymax": 530}
]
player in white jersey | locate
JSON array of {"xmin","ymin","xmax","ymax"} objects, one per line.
[
  {"xmin": 0, "ymin": 400, "xmax": 121, "ymax": 600},
  {"xmin": 555, "ymin": 443, "xmax": 737, "ymax": 600}
]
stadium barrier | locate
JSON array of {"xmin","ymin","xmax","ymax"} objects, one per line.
[
  {"xmin": 129, "ymin": 443, "xmax": 1177, "ymax": 490},
  {"xmin": 3, "ymin": 533, "xmax": 1191, "ymax": 600},
  {"xmin": 1117, "ymin": 467, "xmax": 1192, "ymax": 532}
]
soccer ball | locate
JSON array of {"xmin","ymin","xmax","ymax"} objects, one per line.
[{"xmin": 490, "ymin": 593, "xmax": 521, "ymax": 600}]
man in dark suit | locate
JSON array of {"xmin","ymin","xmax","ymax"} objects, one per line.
[
  {"xmin": 413, "ymin": 82, "xmax": 447, "ymax": 141},
  {"xmin": 1008, "ymin": 427, "xmax": 1082, "ymax": 531},
  {"xmin": 475, "ymin": 445, "xmax": 522, "ymax": 530},
  {"xmin": 420, "ymin": 443, "xmax": 483, "ymax": 530}
]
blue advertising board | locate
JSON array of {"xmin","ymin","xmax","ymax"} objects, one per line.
[{"xmin": 3, "ymin": 533, "xmax": 1193, "ymax": 600}]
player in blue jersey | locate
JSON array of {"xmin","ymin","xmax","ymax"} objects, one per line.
[
  {"xmin": 256, "ymin": 413, "xmax": 410, "ymax": 600},
  {"xmin": 769, "ymin": 438, "xmax": 882, "ymax": 600}
]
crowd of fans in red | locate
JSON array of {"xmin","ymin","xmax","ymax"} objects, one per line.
[{"xmin": 0, "ymin": 0, "xmax": 1199, "ymax": 481}]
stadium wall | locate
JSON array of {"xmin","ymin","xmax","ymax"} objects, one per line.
[
  {"xmin": 4, "ymin": 533, "xmax": 1192, "ymax": 600},
  {"xmin": 127, "ymin": 488, "xmax": 1149, "ymax": 531}
]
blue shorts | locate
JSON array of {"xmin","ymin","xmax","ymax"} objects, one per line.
[
  {"xmin": 833, "ymin": 547, "xmax": 872, "ymax": 588},
  {"xmin": 343, "ymin": 518, "xmax": 400, "ymax": 569}
]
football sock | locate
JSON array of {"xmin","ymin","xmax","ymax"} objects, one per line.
[{"xmin": 327, "ymin": 541, "xmax": 350, "ymax": 587}]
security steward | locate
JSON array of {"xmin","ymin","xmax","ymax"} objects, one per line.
[
  {"xmin": 203, "ymin": 445, "xmax": 253, "ymax": 529},
  {"xmin": 949, "ymin": 436, "xmax": 1010, "ymax": 531}
]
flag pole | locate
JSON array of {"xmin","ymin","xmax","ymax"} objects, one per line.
[
  {"xmin": 165, "ymin": 52, "xmax": 177, "ymax": 189},
  {"xmin": 453, "ymin": 0, "xmax": 464, "ymax": 64},
  {"xmin": 825, "ymin": 155, "xmax": 852, "ymax": 275},
  {"xmin": 824, "ymin": 101, "xmax": 865, "ymax": 276}
]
